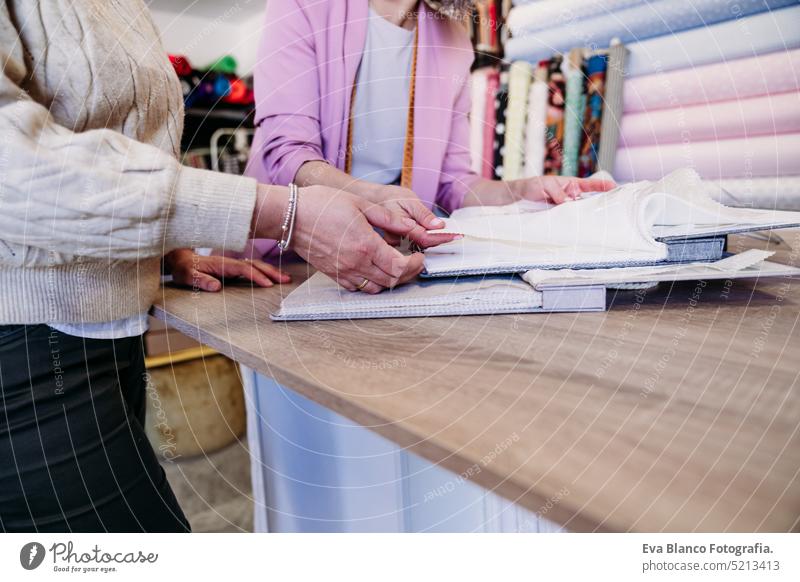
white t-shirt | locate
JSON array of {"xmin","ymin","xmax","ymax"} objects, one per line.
[
  {"xmin": 51, "ymin": 314, "xmax": 148, "ymax": 340},
  {"xmin": 349, "ymin": 8, "xmax": 416, "ymax": 185}
]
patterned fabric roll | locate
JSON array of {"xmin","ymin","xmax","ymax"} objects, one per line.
[
  {"xmin": 560, "ymin": 49, "xmax": 586, "ymax": 177},
  {"xmin": 543, "ymin": 55, "xmax": 566, "ymax": 175},
  {"xmin": 482, "ymin": 69, "xmax": 499, "ymax": 179},
  {"xmin": 578, "ymin": 54, "xmax": 607, "ymax": 178},
  {"xmin": 492, "ymin": 69, "xmax": 510, "ymax": 180}
]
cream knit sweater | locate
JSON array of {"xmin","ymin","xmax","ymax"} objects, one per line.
[{"xmin": 0, "ymin": 0, "xmax": 257, "ymax": 324}]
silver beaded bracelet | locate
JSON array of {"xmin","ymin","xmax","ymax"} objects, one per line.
[{"xmin": 277, "ymin": 183, "xmax": 299, "ymax": 253}]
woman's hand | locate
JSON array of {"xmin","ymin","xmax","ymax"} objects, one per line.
[
  {"xmin": 514, "ymin": 176, "xmax": 617, "ymax": 204},
  {"xmin": 250, "ymin": 184, "xmax": 425, "ymax": 294},
  {"xmin": 164, "ymin": 249, "xmax": 290, "ymax": 292},
  {"xmin": 367, "ymin": 184, "xmax": 459, "ymax": 247},
  {"xmin": 294, "ymin": 161, "xmax": 456, "ymax": 248},
  {"xmin": 463, "ymin": 176, "xmax": 617, "ymax": 207}
]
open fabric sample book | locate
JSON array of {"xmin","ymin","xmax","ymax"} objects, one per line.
[
  {"xmin": 424, "ymin": 168, "xmax": 800, "ymax": 277},
  {"xmin": 271, "ymin": 250, "xmax": 800, "ymax": 321},
  {"xmin": 272, "ymin": 169, "xmax": 800, "ymax": 321}
]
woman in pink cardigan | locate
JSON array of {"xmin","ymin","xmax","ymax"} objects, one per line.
[{"xmin": 245, "ymin": 0, "xmax": 614, "ymax": 287}]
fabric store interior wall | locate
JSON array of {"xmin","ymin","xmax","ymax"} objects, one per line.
[
  {"xmin": 478, "ymin": 0, "xmax": 800, "ymax": 210},
  {"xmin": 149, "ymin": 1, "xmax": 266, "ymax": 74}
]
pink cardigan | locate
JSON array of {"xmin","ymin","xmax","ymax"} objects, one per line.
[{"xmin": 245, "ymin": 0, "xmax": 479, "ymax": 226}]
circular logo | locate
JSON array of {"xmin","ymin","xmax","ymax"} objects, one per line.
[{"xmin": 19, "ymin": 542, "xmax": 46, "ymax": 570}]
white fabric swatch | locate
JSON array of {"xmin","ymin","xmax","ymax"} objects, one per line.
[
  {"xmin": 711, "ymin": 176, "xmax": 800, "ymax": 210},
  {"xmin": 425, "ymin": 169, "xmax": 800, "ymax": 274}
]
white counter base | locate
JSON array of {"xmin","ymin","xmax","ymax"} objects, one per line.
[{"xmin": 242, "ymin": 366, "xmax": 562, "ymax": 533}]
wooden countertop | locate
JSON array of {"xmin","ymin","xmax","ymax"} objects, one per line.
[{"xmin": 152, "ymin": 233, "xmax": 800, "ymax": 532}]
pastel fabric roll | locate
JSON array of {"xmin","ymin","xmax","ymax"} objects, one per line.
[
  {"xmin": 560, "ymin": 51, "xmax": 586, "ymax": 177},
  {"xmin": 623, "ymin": 49, "xmax": 800, "ymax": 113},
  {"xmin": 711, "ymin": 176, "xmax": 800, "ymax": 210},
  {"xmin": 597, "ymin": 44, "xmax": 627, "ymax": 174},
  {"xmin": 507, "ymin": 0, "xmax": 645, "ymax": 36},
  {"xmin": 524, "ymin": 65, "xmax": 549, "ymax": 178},
  {"xmin": 504, "ymin": 0, "xmax": 793, "ymax": 64},
  {"xmin": 469, "ymin": 69, "xmax": 489, "ymax": 174},
  {"xmin": 626, "ymin": 5, "xmax": 800, "ymax": 77},
  {"xmin": 503, "ymin": 61, "xmax": 533, "ymax": 181},
  {"xmin": 614, "ymin": 134, "xmax": 800, "ymax": 181},
  {"xmin": 543, "ymin": 56, "xmax": 566, "ymax": 175},
  {"xmin": 619, "ymin": 92, "xmax": 800, "ymax": 148}
]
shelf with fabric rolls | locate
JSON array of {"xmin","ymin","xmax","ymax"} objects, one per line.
[
  {"xmin": 470, "ymin": 43, "xmax": 626, "ymax": 182},
  {"xmin": 469, "ymin": 0, "xmax": 800, "ymax": 209}
]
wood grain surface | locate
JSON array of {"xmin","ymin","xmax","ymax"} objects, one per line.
[{"xmin": 152, "ymin": 232, "xmax": 800, "ymax": 532}]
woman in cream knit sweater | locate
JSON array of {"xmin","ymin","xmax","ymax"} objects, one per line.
[{"xmin": 0, "ymin": 1, "xmax": 450, "ymax": 532}]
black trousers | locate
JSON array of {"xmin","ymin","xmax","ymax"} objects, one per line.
[{"xmin": 0, "ymin": 325, "xmax": 189, "ymax": 532}]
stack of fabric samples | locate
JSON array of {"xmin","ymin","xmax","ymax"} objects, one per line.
[{"xmin": 472, "ymin": 0, "xmax": 800, "ymax": 209}]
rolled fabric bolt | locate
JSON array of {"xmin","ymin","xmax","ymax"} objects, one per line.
[
  {"xmin": 625, "ymin": 5, "xmax": 800, "ymax": 77},
  {"xmin": 469, "ymin": 69, "xmax": 489, "ymax": 174},
  {"xmin": 614, "ymin": 134, "xmax": 800, "ymax": 181},
  {"xmin": 524, "ymin": 63, "xmax": 548, "ymax": 177},
  {"xmin": 503, "ymin": 61, "xmax": 533, "ymax": 181},
  {"xmin": 561, "ymin": 48, "xmax": 586, "ymax": 177},
  {"xmin": 597, "ymin": 43, "xmax": 627, "ymax": 174},
  {"xmin": 482, "ymin": 70, "xmax": 499, "ymax": 179},
  {"xmin": 619, "ymin": 92, "xmax": 800, "ymax": 148},
  {"xmin": 578, "ymin": 54, "xmax": 607, "ymax": 177},
  {"xmin": 507, "ymin": 0, "xmax": 646, "ymax": 37},
  {"xmin": 492, "ymin": 70, "xmax": 510, "ymax": 180},
  {"xmin": 504, "ymin": 0, "xmax": 795, "ymax": 64},
  {"xmin": 623, "ymin": 49, "xmax": 800, "ymax": 113},
  {"xmin": 543, "ymin": 55, "xmax": 566, "ymax": 176}
]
